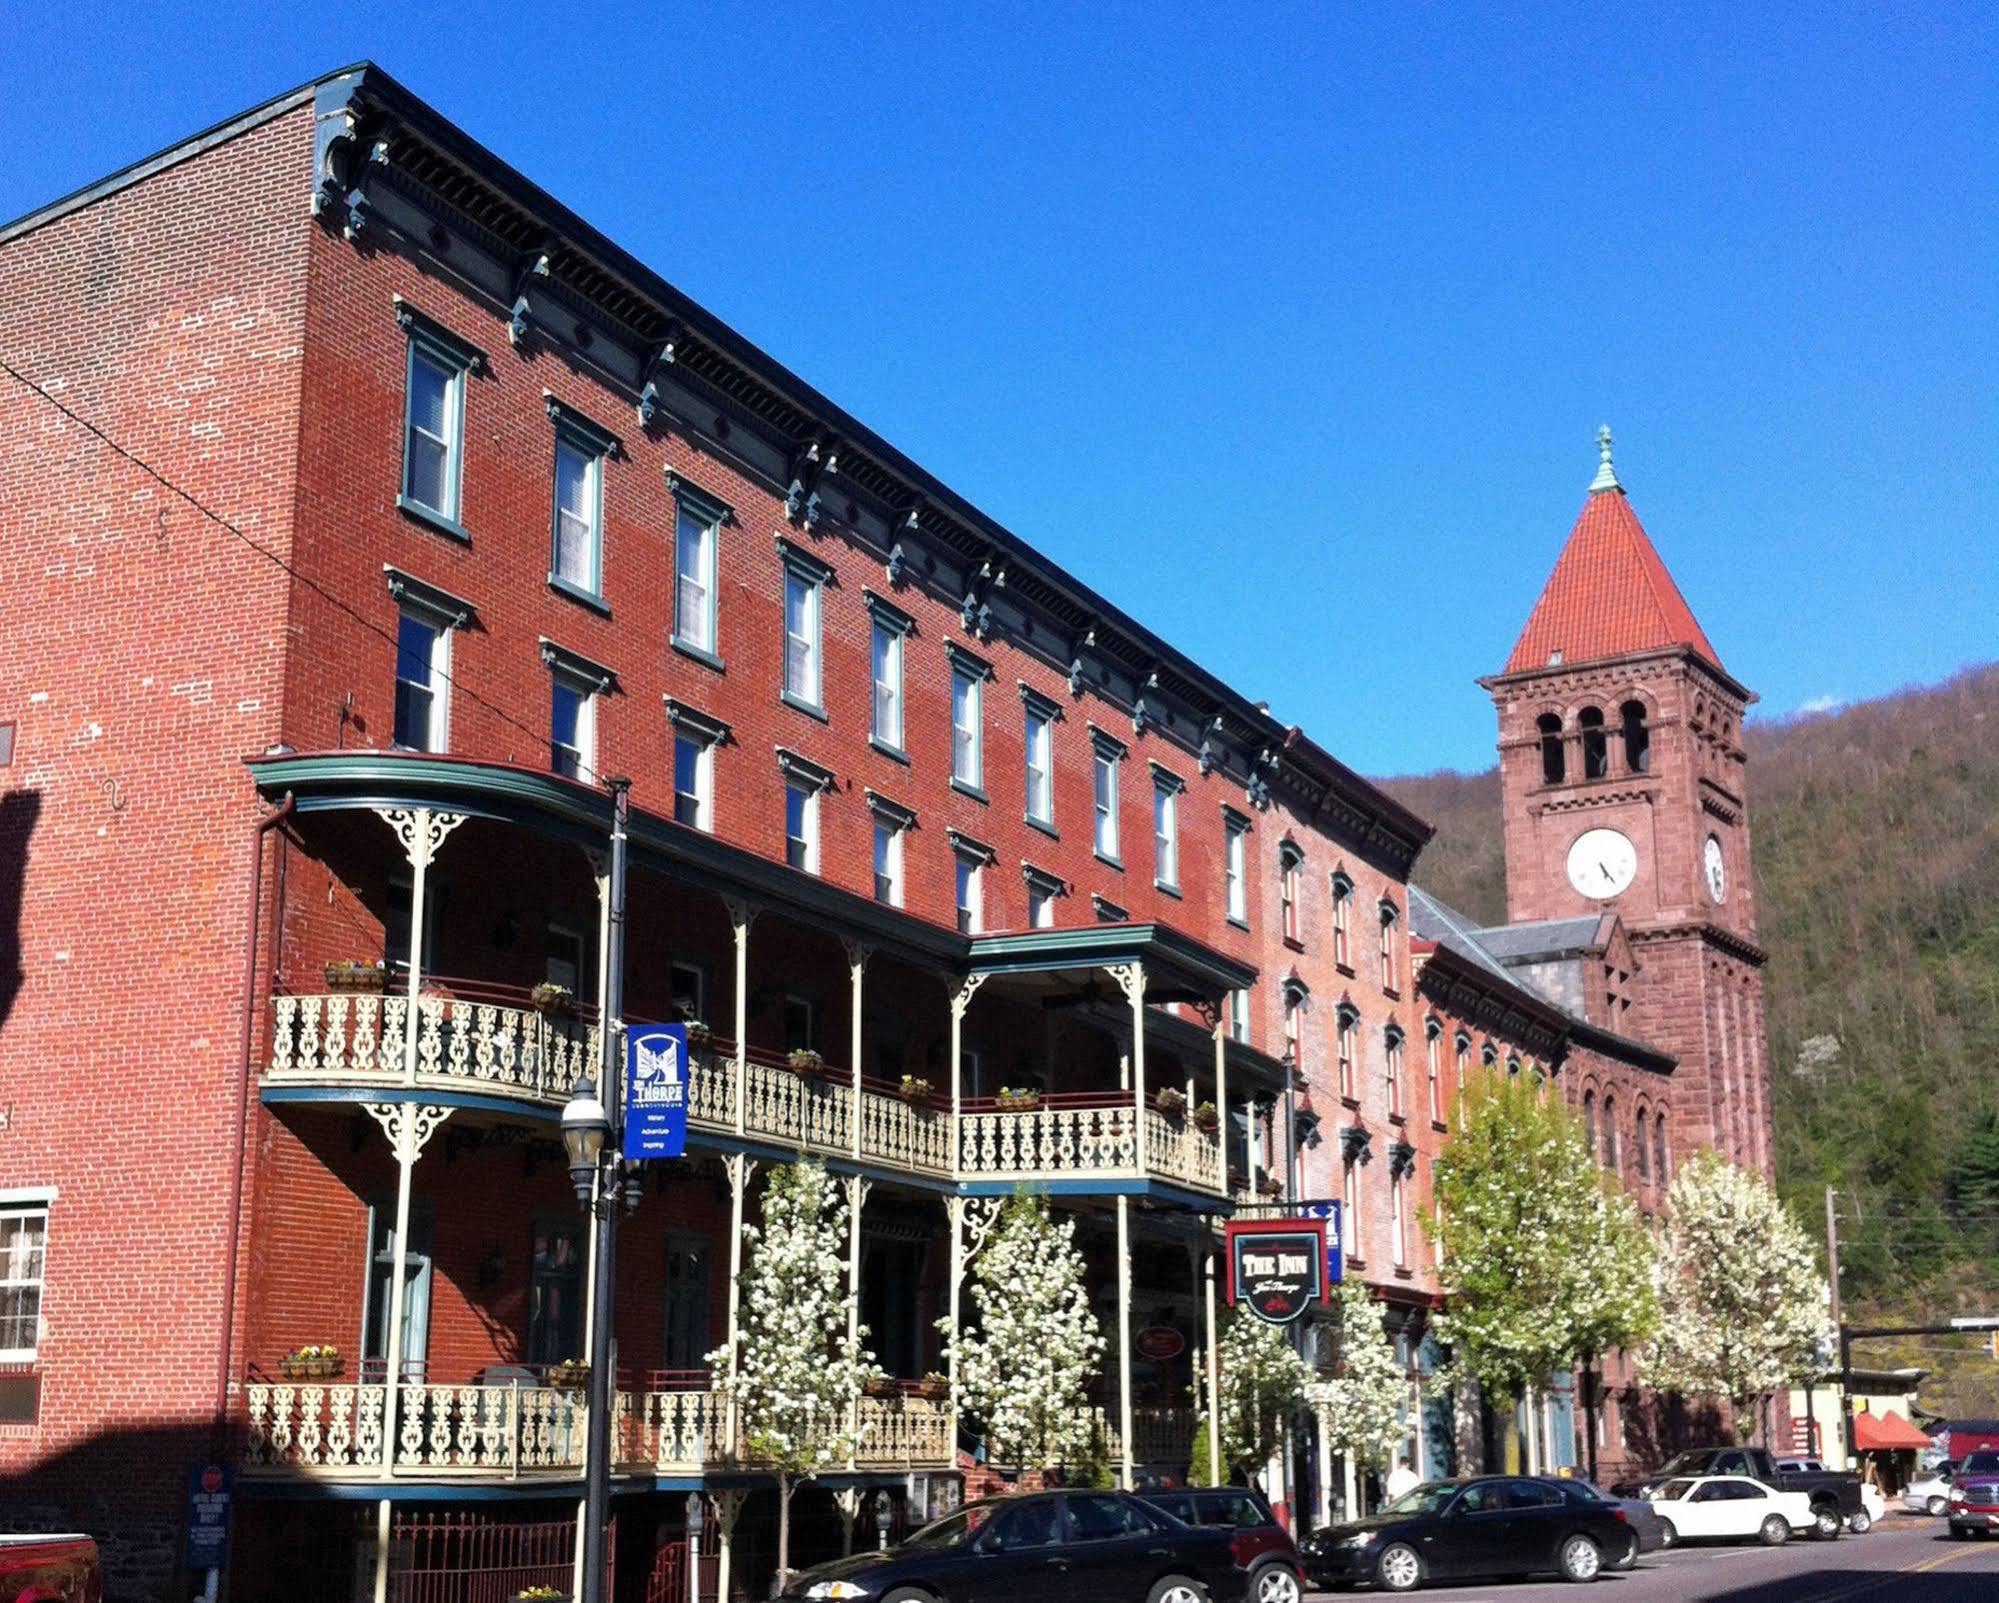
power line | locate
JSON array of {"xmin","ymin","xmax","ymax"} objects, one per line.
[{"xmin": 0, "ymin": 352, "xmax": 606, "ymax": 789}]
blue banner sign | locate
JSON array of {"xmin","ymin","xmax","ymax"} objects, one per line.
[
  {"xmin": 623, "ymin": 1023, "xmax": 689, "ymax": 1160},
  {"xmin": 185, "ymin": 1462, "xmax": 233, "ymax": 1571},
  {"xmin": 1300, "ymin": 1200, "xmax": 1345, "ymax": 1287}
]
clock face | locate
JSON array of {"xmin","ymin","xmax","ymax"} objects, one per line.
[
  {"xmin": 1566, "ymin": 828, "xmax": 1638, "ymax": 900},
  {"xmin": 1704, "ymin": 834, "xmax": 1728, "ymax": 903}
]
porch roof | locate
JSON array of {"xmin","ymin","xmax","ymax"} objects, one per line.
[{"xmin": 967, "ymin": 922, "xmax": 1256, "ymax": 1003}]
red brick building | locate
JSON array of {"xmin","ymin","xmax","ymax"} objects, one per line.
[{"xmin": 0, "ymin": 65, "xmax": 1768, "ymax": 1601}]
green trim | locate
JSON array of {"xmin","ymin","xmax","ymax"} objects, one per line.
[{"xmin": 967, "ymin": 921, "xmax": 1254, "ymax": 995}]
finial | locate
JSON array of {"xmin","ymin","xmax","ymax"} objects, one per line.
[{"xmin": 1590, "ymin": 423, "xmax": 1622, "ymax": 493}]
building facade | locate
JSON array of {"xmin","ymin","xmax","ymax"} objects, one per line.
[{"xmin": 0, "ymin": 64, "xmax": 1768, "ymax": 1602}]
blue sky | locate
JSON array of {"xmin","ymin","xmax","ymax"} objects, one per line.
[{"xmin": 2, "ymin": 2, "xmax": 1990, "ymax": 775}]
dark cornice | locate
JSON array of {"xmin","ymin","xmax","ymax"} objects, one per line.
[{"xmin": 1412, "ymin": 943, "xmax": 1569, "ymax": 1063}]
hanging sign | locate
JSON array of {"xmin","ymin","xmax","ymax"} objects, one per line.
[
  {"xmin": 623, "ymin": 1023, "xmax": 689, "ymax": 1160},
  {"xmin": 1225, "ymin": 1217, "xmax": 1329, "ymax": 1326},
  {"xmin": 1299, "ymin": 1200, "xmax": 1345, "ymax": 1288},
  {"xmin": 1135, "ymin": 1325, "xmax": 1186, "ymax": 1361}
]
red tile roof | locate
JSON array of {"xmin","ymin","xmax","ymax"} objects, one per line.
[{"xmin": 1504, "ymin": 488, "xmax": 1724, "ymax": 676}]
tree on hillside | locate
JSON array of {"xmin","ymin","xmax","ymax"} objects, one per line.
[
  {"xmin": 1648, "ymin": 1149, "xmax": 1831, "ymax": 1441},
  {"xmin": 941, "ymin": 1193, "xmax": 1105, "ymax": 1471},
  {"xmin": 1311, "ymin": 1278, "xmax": 1410, "ymax": 1474},
  {"xmin": 1201, "ymin": 1313, "xmax": 1314, "ymax": 1488},
  {"xmin": 707, "ymin": 1159, "xmax": 879, "ymax": 1585},
  {"xmin": 1428, "ymin": 1072, "xmax": 1657, "ymax": 1470}
]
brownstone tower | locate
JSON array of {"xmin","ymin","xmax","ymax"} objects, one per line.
[{"xmin": 1481, "ymin": 430, "xmax": 1772, "ymax": 1171}]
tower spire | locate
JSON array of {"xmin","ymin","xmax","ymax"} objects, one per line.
[{"xmin": 1590, "ymin": 424, "xmax": 1622, "ymax": 494}]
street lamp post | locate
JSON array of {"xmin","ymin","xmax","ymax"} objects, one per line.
[
  {"xmin": 562, "ymin": 778, "xmax": 632, "ymax": 1603},
  {"xmin": 875, "ymin": 1489, "xmax": 893, "ymax": 1551},
  {"xmin": 684, "ymin": 1493, "xmax": 704, "ymax": 1603}
]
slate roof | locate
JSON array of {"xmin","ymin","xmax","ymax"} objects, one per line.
[{"xmin": 1470, "ymin": 915, "xmax": 1614, "ymax": 963}]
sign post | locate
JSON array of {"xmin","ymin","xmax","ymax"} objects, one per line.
[
  {"xmin": 1225, "ymin": 1218, "xmax": 1331, "ymax": 1326},
  {"xmin": 623, "ymin": 1023, "xmax": 690, "ymax": 1161}
]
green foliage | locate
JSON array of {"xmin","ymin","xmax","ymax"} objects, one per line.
[
  {"xmin": 1188, "ymin": 1416, "xmax": 1218, "ymax": 1486},
  {"xmin": 1063, "ymin": 1416, "xmax": 1118, "ymax": 1489},
  {"xmin": 1385, "ymin": 666, "xmax": 1999, "ymax": 1328}
]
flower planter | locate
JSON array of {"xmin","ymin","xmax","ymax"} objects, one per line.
[
  {"xmin": 323, "ymin": 961, "xmax": 387, "ymax": 993},
  {"xmin": 862, "ymin": 1377, "xmax": 898, "ymax": 1399},
  {"xmin": 279, "ymin": 1347, "xmax": 343, "ymax": 1381},
  {"xmin": 548, "ymin": 1362, "xmax": 590, "ymax": 1391},
  {"xmin": 1192, "ymin": 1104, "xmax": 1220, "ymax": 1134},
  {"xmin": 512, "ymin": 1589, "xmax": 572, "ymax": 1603},
  {"xmin": 913, "ymin": 1377, "xmax": 949, "ymax": 1401},
  {"xmin": 785, "ymin": 1050, "xmax": 825, "ymax": 1075},
  {"xmin": 994, "ymin": 1090, "xmax": 1041, "ymax": 1113},
  {"xmin": 1256, "ymin": 1177, "xmax": 1284, "ymax": 1198},
  {"xmin": 899, "ymin": 1077, "xmax": 934, "ymax": 1105},
  {"xmin": 685, "ymin": 1023, "xmax": 712, "ymax": 1051},
  {"xmin": 530, "ymin": 983, "xmax": 576, "ymax": 1017},
  {"xmin": 1155, "ymin": 1089, "xmax": 1187, "ymax": 1119}
]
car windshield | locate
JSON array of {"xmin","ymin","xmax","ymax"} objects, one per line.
[
  {"xmin": 1654, "ymin": 1479, "xmax": 1698, "ymax": 1501},
  {"xmin": 900, "ymin": 1506, "xmax": 989, "ymax": 1551},
  {"xmin": 1564, "ymin": 1480, "xmax": 1615, "ymax": 1503},
  {"xmin": 1380, "ymin": 1482, "xmax": 1460, "ymax": 1517},
  {"xmin": 1963, "ymin": 1452, "xmax": 1999, "ymax": 1475}
]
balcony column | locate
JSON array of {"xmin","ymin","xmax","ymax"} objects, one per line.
[
  {"xmin": 373, "ymin": 807, "xmax": 465, "ymax": 1087},
  {"xmin": 843, "ymin": 939, "xmax": 872, "ymax": 1160},
  {"xmin": 1213, "ymin": 1012, "xmax": 1229, "ymax": 1194},
  {"xmin": 722, "ymin": 1153, "xmax": 757, "ymax": 1457},
  {"xmin": 1116, "ymin": 1195, "xmax": 1135, "ymax": 1489},
  {"xmin": 724, "ymin": 898, "xmax": 757, "ymax": 1135},
  {"xmin": 844, "ymin": 1175, "xmax": 871, "ymax": 1465},
  {"xmin": 711, "ymin": 1489, "xmax": 747, "ymax": 1603},
  {"xmin": 577, "ymin": 845, "xmax": 611, "ymax": 1603},
  {"xmin": 948, "ymin": 974, "xmax": 986, "ymax": 1177},
  {"xmin": 1203, "ymin": 1240, "xmax": 1222, "ymax": 1486},
  {"xmin": 945, "ymin": 1197, "xmax": 999, "ymax": 1456},
  {"xmin": 1109, "ymin": 962, "xmax": 1147, "ymax": 1173}
]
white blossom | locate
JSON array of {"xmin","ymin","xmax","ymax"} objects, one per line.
[
  {"xmin": 1646, "ymin": 1149, "xmax": 1831, "ymax": 1439},
  {"xmin": 941, "ymin": 1193, "xmax": 1105, "ymax": 1469},
  {"xmin": 1211, "ymin": 1314, "xmax": 1313, "ymax": 1486},
  {"xmin": 1310, "ymin": 1279, "xmax": 1407, "ymax": 1471}
]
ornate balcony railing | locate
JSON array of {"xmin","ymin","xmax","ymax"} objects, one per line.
[
  {"xmin": 268, "ymin": 995, "xmax": 1220, "ymax": 1195},
  {"xmin": 242, "ymin": 1380, "xmax": 953, "ymax": 1481}
]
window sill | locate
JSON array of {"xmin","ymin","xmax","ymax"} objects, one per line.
[
  {"xmin": 1347, "ymin": 1255, "xmax": 1367, "ymax": 1272},
  {"xmin": 396, "ymin": 494, "xmax": 471, "ymax": 544},
  {"xmin": 1341, "ymin": 1095, "xmax": 1361, "ymax": 1112},
  {"xmin": 1381, "ymin": 985, "xmax": 1401, "ymax": 1001},
  {"xmin": 1283, "ymin": 935, "xmax": 1305, "ymax": 954},
  {"xmin": 1431, "ymin": 1119, "xmax": 1449, "ymax": 1136},
  {"xmin": 1335, "ymin": 963, "xmax": 1356, "ymax": 979},
  {"xmin": 951, "ymin": 777, "xmax": 989, "ymax": 805},
  {"xmin": 671, "ymin": 636, "xmax": 725, "ymax": 674},
  {"xmin": 1154, "ymin": 880, "xmax": 1182, "ymax": 899},
  {"xmin": 1024, "ymin": 813, "xmax": 1059, "ymax": 841},
  {"xmin": 548, "ymin": 573, "xmax": 611, "ymax": 617},
  {"xmin": 870, "ymin": 735, "xmax": 911, "ymax": 766},
  {"xmin": 781, "ymin": 690, "xmax": 830, "ymax": 724},
  {"xmin": 1225, "ymin": 915, "xmax": 1249, "ymax": 932},
  {"xmin": 1388, "ymin": 1112, "xmax": 1407, "ymax": 1127},
  {"xmin": 1392, "ymin": 1266, "xmax": 1414, "ymax": 1281},
  {"xmin": 1095, "ymin": 850, "xmax": 1125, "ymax": 873}
]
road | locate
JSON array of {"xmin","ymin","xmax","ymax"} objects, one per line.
[{"xmin": 1306, "ymin": 1513, "xmax": 1999, "ymax": 1600}]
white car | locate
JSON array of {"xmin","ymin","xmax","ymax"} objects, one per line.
[
  {"xmin": 1648, "ymin": 1474, "xmax": 1818, "ymax": 1546},
  {"xmin": 1905, "ymin": 1467, "xmax": 1952, "ymax": 1516},
  {"xmin": 1854, "ymin": 1482, "xmax": 1884, "ymax": 1532}
]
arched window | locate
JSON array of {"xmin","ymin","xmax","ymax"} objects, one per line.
[
  {"xmin": 1655, "ymin": 1118, "xmax": 1669, "ymax": 1184},
  {"xmin": 1538, "ymin": 712, "xmax": 1566, "ymax": 784},
  {"xmin": 1336, "ymin": 1004, "xmax": 1360, "ymax": 1099},
  {"xmin": 1636, "ymin": 1110, "xmax": 1651, "ymax": 1180},
  {"xmin": 1621, "ymin": 700, "xmax": 1650, "ymax": 774},
  {"xmin": 1279, "ymin": 843, "xmax": 1303, "ymax": 944},
  {"xmin": 1602, "ymin": 1094, "xmax": 1619, "ymax": 1168},
  {"xmin": 1331, "ymin": 872, "xmax": 1354, "ymax": 969},
  {"xmin": 1505, "ymin": 1053, "xmax": 1521, "ymax": 1078},
  {"xmin": 1455, "ymin": 1031, "xmax": 1472, "ymax": 1121},
  {"xmin": 1583, "ymin": 1091, "xmax": 1598, "ymax": 1156},
  {"xmin": 1386, "ymin": 1025, "xmax": 1406, "ymax": 1119},
  {"xmin": 1580, "ymin": 706, "xmax": 1608, "ymax": 779},
  {"xmin": 1379, "ymin": 899, "xmax": 1401, "ymax": 993},
  {"xmin": 1425, "ymin": 1020, "xmax": 1444, "ymax": 1123}
]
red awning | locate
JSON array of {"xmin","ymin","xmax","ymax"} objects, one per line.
[{"xmin": 1853, "ymin": 1409, "xmax": 1933, "ymax": 1452}]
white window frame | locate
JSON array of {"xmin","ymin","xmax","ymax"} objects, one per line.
[
  {"xmin": 1024, "ymin": 704, "xmax": 1054, "ymax": 826},
  {"xmin": 1024, "ymin": 866, "xmax": 1062, "ymax": 930},
  {"xmin": 955, "ymin": 854, "xmax": 982, "ymax": 934},
  {"xmin": 0, "ymin": 1201, "xmax": 49, "ymax": 1362},
  {"xmin": 1280, "ymin": 846, "xmax": 1303, "ymax": 942},
  {"xmin": 1386, "ymin": 1026, "xmax": 1405, "ymax": 1120},
  {"xmin": 548, "ymin": 673, "xmax": 595, "ymax": 781},
  {"xmin": 1337, "ymin": 1006, "xmax": 1358, "ymax": 1099},
  {"xmin": 673, "ymin": 501, "xmax": 720, "ymax": 659},
  {"xmin": 1341, "ymin": 1153, "xmax": 1361, "ymax": 1260},
  {"xmin": 785, "ymin": 778, "xmax": 820, "ymax": 875},
  {"xmin": 1332, "ymin": 872, "xmax": 1354, "ymax": 968},
  {"xmin": 1151, "ymin": 768, "xmax": 1182, "ymax": 892},
  {"xmin": 952, "ymin": 668, "xmax": 984, "ymax": 792},
  {"xmin": 1391, "ymin": 1171, "xmax": 1408, "ymax": 1269},
  {"xmin": 870, "ymin": 618, "xmax": 904, "ymax": 753},
  {"xmin": 1380, "ymin": 900, "xmax": 1401, "ymax": 992},
  {"xmin": 1426, "ymin": 1021, "xmax": 1444, "ymax": 1124},
  {"xmin": 669, "ymin": 960, "xmax": 708, "ymax": 1027},
  {"xmin": 779, "ymin": 542, "xmax": 831, "ymax": 715},
  {"xmin": 395, "ymin": 305, "xmax": 478, "ymax": 535},
  {"xmin": 1229, "ymin": 986, "xmax": 1251, "ymax": 1045},
  {"xmin": 672, "ymin": 729, "xmax": 714, "ymax": 831},
  {"xmin": 545, "ymin": 921, "xmax": 588, "ymax": 995},
  {"xmin": 1225, "ymin": 815, "xmax": 1249, "ymax": 925},
  {"xmin": 1094, "ymin": 750, "xmax": 1119, "ymax": 860},
  {"xmin": 393, "ymin": 609, "xmax": 452, "ymax": 754},
  {"xmin": 873, "ymin": 819, "xmax": 903, "ymax": 906}
]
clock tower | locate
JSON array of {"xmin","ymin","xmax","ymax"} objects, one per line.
[{"xmin": 1480, "ymin": 430, "xmax": 1771, "ymax": 1171}]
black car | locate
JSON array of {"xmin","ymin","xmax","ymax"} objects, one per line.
[
  {"xmin": 1300, "ymin": 1476, "xmax": 1637, "ymax": 1592},
  {"xmin": 778, "ymin": 1490, "xmax": 1248, "ymax": 1603},
  {"xmin": 1141, "ymin": 1487, "xmax": 1304, "ymax": 1603},
  {"xmin": 1565, "ymin": 1478, "xmax": 1671, "ymax": 1565}
]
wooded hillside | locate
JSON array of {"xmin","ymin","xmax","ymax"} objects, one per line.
[{"xmin": 1380, "ymin": 664, "xmax": 1999, "ymax": 1335}]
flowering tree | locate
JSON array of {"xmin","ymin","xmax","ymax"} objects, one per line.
[
  {"xmin": 942, "ymin": 1193, "xmax": 1105, "ymax": 1470},
  {"xmin": 1311, "ymin": 1279, "xmax": 1409, "ymax": 1472},
  {"xmin": 1428, "ymin": 1073, "xmax": 1657, "ymax": 1470},
  {"xmin": 1211, "ymin": 1313, "xmax": 1314, "ymax": 1487},
  {"xmin": 707, "ymin": 1159, "xmax": 879, "ymax": 1584},
  {"xmin": 1648, "ymin": 1149, "xmax": 1832, "ymax": 1441}
]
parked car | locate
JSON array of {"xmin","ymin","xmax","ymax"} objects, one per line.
[
  {"xmin": 1140, "ymin": 1486, "xmax": 1302, "ymax": 1603},
  {"xmin": 0, "ymin": 1535, "xmax": 100, "ymax": 1603},
  {"xmin": 1563, "ymin": 1479, "xmax": 1672, "ymax": 1565},
  {"xmin": 1299, "ymin": 1476, "xmax": 1635, "ymax": 1592},
  {"xmin": 1646, "ymin": 1474, "xmax": 1816, "ymax": 1546},
  {"xmin": 1621, "ymin": 1445, "xmax": 1865, "ymax": 1538},
  {"xmin": 1776, "ymin": 1457, "xmax": 1828, "ymax": 1474},
  {"xmin": 1946, "ymin": 1448, "xmax": 1999, "ymax": 1538},
  {"xmin": 779, "ymin": 1490, "xmax": 1248, "ymax": 1603},
  {"xmin": 1906, "ymin": 1464, "xmax": 1954, "ymax": 1515}
]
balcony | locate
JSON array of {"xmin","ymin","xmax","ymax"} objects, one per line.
[
  {"xmin": 267, "ymin": 991, "xmax": 1221, "ymax": 1195},
  {"xmin": 241, "ymin": 1376, "xmax": 953, "ymax": 1482}
]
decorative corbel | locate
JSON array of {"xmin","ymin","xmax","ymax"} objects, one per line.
[
  {"xmin": 635, "ymin": 328, "xmax": 681, "ymax": 429},
  {"xmin": 1340, "ymin": 1124, "xmax": 1374, "ymax": 1166},
  {"xmin": 1389, "ymin": 1140, "xmax": 1418, "ymax": 1180},
  {"xmin": 509, "ymin": 250, "xmax": 553, "ymax": 348},
  {"xmin": 1069, "ymin": 626, "xmax": 1097, "ymax": 698},
  {"xmin": 1133, "ymin": 667, "xmax": 1162, "ymax": 737},
  {"xmin": 1199, "ymin": 713, "xmax": 1225, "ymax": 777}
]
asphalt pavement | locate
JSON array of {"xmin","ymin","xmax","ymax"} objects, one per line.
[{"xmin": 1306, "ymin": 1511, "xmax": 1999, "ymax": 1601}]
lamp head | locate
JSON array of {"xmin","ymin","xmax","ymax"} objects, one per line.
[{"xmin": 561, "ymin": 1074, "xmax": 609, "ymax": 1204}]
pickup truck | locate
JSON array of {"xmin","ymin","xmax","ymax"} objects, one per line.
[
  {"xmin": 1615, "ymin": 1446, "xmax": 1869, "ymax": 1538},
  {"xmin": 0, "ymin": 1534, "xmax": 101, "ymax": 1601}
]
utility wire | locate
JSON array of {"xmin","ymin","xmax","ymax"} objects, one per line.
[{"xmin": 0, "ymin": 353, "xmax": 606, "ymax": 788}]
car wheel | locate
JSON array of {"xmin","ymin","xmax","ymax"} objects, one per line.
[
  {"xmin": 1252, "ymin": 1564, "xmax": 1302, "ymax": 1603},
  {"xmin": 1812, "ymin": 1504, "xmax": 1842, "ymax": 1540},
  {"xmin": 880, "ymin": 1592, "xmax": 940, "ymax": 1603},
  {"xmin": 1557, "ymin": 1534, "xmax": 1603, "ymax": 1582},
  {"xmin": 1928, "ymin": 1496, "xmax": 1948, "ymax": 1517},
  {"xmin": 1145, "ymin": 1575, "xmax": 1208, "ymax": 1603},
  {"xmin": 1758, "ymin": 1515, "xmax": 1790, "ymax": 1547},
  {"xmin": 1375, "ymin": 1541, "xmax": 1425, "ymax": 1593},
  {"xmin": 1848, "ymin": 1508, "xmax": 1873, "ymax": 1535},
  {"xmin": 1656, "ymin": 1517, "xmax": 1677, "ymax": 1549}
]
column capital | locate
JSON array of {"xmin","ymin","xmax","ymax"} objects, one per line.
[
  {"xmin": 949, "ymin": 971, "xmax": 988, "ymax": 1019},
  {"xmin": 373, "ymin": 806, "xmax": 466, "ymax": 868},
  {"xmin": 362, "ymin": 1100, "xmax": 453, "ymax": 1162}
]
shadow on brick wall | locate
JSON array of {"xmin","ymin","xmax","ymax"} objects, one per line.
[{"xmin": 0, "ymin": 788, "xmax": 37, "ymax": 1033}]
